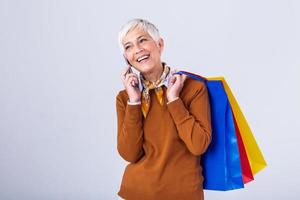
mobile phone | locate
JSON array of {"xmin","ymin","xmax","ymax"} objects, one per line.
[
  {"xmin": 123, "ymin": 55, "xmax": 138, "ymax": 87},
  {"xmin": 123, "ymin": 55, "xmax": 133, "ymax": 74}
]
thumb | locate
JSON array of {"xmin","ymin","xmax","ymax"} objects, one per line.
[{"xmin": 168, "ymin": 76, "xmax": 176, "ymax": 86}]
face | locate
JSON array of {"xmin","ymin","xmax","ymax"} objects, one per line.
[{"xmin": 122, "ymin": 28, "xmax": 164, "ymax": 75}]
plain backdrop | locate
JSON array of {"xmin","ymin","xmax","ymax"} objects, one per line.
[{"xmin": 0, "ymin": 0, "xmax": 299, "ymax": 199}]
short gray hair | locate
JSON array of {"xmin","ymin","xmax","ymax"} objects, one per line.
[{"xmin": 118, "ymin": 18, "xmax": 161, "ymax": 52}]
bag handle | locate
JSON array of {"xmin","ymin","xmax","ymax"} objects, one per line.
[{"xmin": 176, "ymin": 71, "xmax": 207, "ymax": 83}]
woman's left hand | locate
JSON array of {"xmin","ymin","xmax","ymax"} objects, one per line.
[{"xmin": 167, "ymin": 73, "xmax": 187, "ymax": 102}]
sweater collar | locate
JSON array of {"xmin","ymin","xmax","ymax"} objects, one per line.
[{"xmin": 137, "ymin": 63, "xmax": 176, "ymax": 92}]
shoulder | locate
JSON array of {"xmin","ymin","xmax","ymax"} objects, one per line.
[
  {"xmin": 183, "ymin": 76, "xmax": 206, "ymax": 93},
  {"xmin": 180, "ymin": 76, "xmax": 208, "ymax": 104}
]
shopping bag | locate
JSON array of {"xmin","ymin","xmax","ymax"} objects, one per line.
[
  {"xmin": 209, "ymin": 77, "xmax": 267, "ymax": 175},
  {"xmin": 177, "ymin": 71, "xmax": 244, "ymax": 191},
  {"xmin": 233, "ymin": 115, "xmax": 254, "ymax": 183}
]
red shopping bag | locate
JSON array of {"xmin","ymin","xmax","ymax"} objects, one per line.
[{"xmin": 233, "ymin": 115, "xmax": 254, "ymax": 183}]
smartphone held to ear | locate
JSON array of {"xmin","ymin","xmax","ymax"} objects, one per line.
[
  {"xmin": 123, "ymin": 56, "xmax": 138, "ymax": 88},
  {"xmin": 123, "ymin": 55, "xmax": 133, "ymax": 73},
  {"xmin": 124, "ymin": 56, "xmax": 131, "ymax": 66}
]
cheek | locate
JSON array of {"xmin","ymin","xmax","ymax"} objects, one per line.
[
  {"xmin": 125, "ymin": 53, "xmax": 134, "ymax": 62},
  {"xmin": 151, "ymin": 44, "xmax": 162, "ymax": 55},
  {"xmin": 151, "ymin": 48, "xmax": 162, "ymax": 59}
]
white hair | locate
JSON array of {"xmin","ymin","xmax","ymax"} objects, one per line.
[{"xmin": 118, "ymin": 18, "xmax": 161, "ymax": 52}]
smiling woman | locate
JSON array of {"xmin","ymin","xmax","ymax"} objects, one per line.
[
  {"xmin": 122, "ymin": 28, "xmax": 164, "ymax": 81},
  {"xmin": 115, "ymin": 19, "xmax": 212, "ymax": 200}
]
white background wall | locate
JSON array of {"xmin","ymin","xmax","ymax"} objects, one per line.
[{"xmin": 0, "ymin": 0, "xmax": 299, "ymax": 199}]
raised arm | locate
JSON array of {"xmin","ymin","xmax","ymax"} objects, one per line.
[
  {"xmin": 116, "ymin": 93, "xmax": 144, "ymax": 163},
  {"xmin": 167, "ymin": 81, "xmax": 212, "ymax": 156}
]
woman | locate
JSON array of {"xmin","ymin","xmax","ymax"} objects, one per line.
[{"xmin": 116, "ymin": 19, "xmax": 212, "ymax": 200}]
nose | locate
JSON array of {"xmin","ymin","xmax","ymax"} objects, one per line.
[
  {"xmin": 134, "ymin": 44, "xmax": 144, "ymax": 54},
  {"xmin": 135, "ymin": 48, "xmax": 143, "ymax": 54}
]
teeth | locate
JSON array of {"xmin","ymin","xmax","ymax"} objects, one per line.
[{"xmin": 137, "ymin": 55, "xmax": 149, "ymax": 62}]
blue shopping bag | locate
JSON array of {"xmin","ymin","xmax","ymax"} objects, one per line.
[{"xmin": 177, "ymin": 71, "xmax": 244, "ymax": 191}]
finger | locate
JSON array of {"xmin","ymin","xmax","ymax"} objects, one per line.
[
  {"xmin": 172, "ymin": 74, "xmax": 180, "ymax": 82},
  {"xmin": 127, "ymin": 76, "xmax": 138, "ymax": 86},
  {"xmin": 122, "ymin": 66, "xmax": 131, "ymax": 77},
  {"xmin": 122, "ymin": 66, "xmax": 134, "ymax": 80},
  {"xmin": 124, "ymin": 72, "xmax": 136, "ymax": 79},
  {"xmin": 124, "ymin": 75, "xmax": 132, "ymax": 85},
  {"xmin": 131, "ymin": 80, "xmax": 138, "ymax": 87},
  {"xmin": 168, "ymin": 76, "xmax": 176, "ymax": 86},
  {"xmin": 181, "ymin": 74, "xmax": 187, "ymax": 82},
  {"xmin": 124, "ymin": 74, "xmax": 132, "ymax": 84},
  {"xmin": 131, "ymin": 76, "xmax": 139, "ymax": 85},
  {"xmin": 125, "ymin": 74, "xmax": 138, "ymax": 84},
  {"xmin": 176, "ymin": 73, "xmax": 186, "ymax": 82},
  {"xmin": 126, "ymin": 77, "xmax": 133, "ymax": 87},
  {"xmin": 121, "ymin": 68, "xmax": 130, "ymax": 82}
]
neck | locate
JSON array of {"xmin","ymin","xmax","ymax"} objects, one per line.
[{"xmin": 143, "ymin": 63, "xmax": 164, "ymax": 82}]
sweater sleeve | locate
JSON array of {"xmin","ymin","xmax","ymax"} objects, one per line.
[
  {"xmin": 167, "ymin": 83, "xmax": 212, "ymax": 156},
  {"xmin": 116, "ymin": 93, "xmax": 144, "ymax": 163}
]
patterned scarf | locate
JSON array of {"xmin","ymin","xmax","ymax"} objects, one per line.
[{"xmin": 140, "ymin": 65, "xmax": 170, "ymax": 118}]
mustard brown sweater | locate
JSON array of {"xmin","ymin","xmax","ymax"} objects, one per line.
[{"xmin": 116, "ymin": 77, "xmax": 212, "ymax": 200}]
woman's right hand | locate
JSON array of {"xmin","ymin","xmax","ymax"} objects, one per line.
[{"xmin": 121, "ymin": 66, "xmax": 141, "ymax": 103}]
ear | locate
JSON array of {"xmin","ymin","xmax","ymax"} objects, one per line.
[{"xmin": 157, "ymin": 38, "xmax": 164, "ymax": 53}]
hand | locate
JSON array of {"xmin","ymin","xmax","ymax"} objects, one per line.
[
  {"xmin": 121, "ymin": 66, "xmax": 141, "ymax": 103},
  {"xmin": 167, "ymin": 72, "xmax": 187, "ymax": 102}
]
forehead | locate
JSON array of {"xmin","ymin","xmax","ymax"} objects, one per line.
[{"xmin": 122, "ymin": 27, "xmax": 152, "ymax": 45}]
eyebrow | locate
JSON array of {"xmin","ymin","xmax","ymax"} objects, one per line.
[{"xmin": 123, "ymin": 35, "xmax": 147, "ymax": 47}]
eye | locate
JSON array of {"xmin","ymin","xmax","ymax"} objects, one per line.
[
  {"xmin": 139, "ymin": 38, "xmax": 147, "ymax": 43},
  {"xmin": 124, "ymin": 45, "xmax": 132, "ymax": 51}
]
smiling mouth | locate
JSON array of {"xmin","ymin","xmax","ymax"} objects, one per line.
[{"xmin": 136, "ymin": 54, "xmax": 150, "ymax": 63}]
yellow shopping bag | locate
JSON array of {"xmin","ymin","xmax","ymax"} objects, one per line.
[{"xmin": 208, "ymin": 77, "xmax": 267, "ymax": 175}]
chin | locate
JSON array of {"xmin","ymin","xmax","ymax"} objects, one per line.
[{"xmin": 137, "ymin": 62, "xmax": 156, "ymax": 73}]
